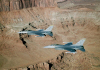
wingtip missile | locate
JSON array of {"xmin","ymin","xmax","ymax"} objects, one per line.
[{"xmin": 18, "ymin": 31, "xmax": 28, "ymax": 33}]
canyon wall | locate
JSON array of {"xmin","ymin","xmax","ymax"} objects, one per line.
[
  {"xmin": 0, "ymin": 7, "xmax": 100, "ymax": 70},
  {"xmin": 0, "ymin": 0, "xmax": 58, "ymax": 12},
  {"xmin": 0, "ymin": 0, "xmax": 100, "ymax": 12},
  {"xmin": 0, "ymin": 0, "xmax": 100, "ymax": 70}
]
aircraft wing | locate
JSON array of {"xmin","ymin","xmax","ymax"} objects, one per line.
[
  {"xmin": 38, "ymin": 29, "xmax": 44, "ymax": 31},
  {"xmin": 64, "ymin": 42, "xmax": 73, "ymax": 45},
  {"xmin": 64, "ymin": 48, "xmax": 76, "ymax": 52},
  {"xmin": 35, "ymin": 34, "xmax": 46, "ymax": 37}
]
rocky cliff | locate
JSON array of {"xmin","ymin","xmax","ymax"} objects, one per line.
[
  {"xmin": 0, "ymin": 0, "xmax": 100, "ymax": 70},
  {"xmin": 0, "ymin": 0, "xmax": 100, "ymax": 12},
  {"xmin": 0, "ymin": 0, "xmax": 58, "ymax": 11},
  {"xmin": 0, "ymin": 7, "xmax": 100, "ymax": 70}
]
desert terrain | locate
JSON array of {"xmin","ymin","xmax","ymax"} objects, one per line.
[{"xmin": 0, "ymin": 0, "xmax": 100, "ymax": 70}]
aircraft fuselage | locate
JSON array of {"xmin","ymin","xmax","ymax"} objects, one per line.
[
  {"xmin": 44, "ymin": 44, "xmax": 83, "ymax": 50},
  {"xmin": 19, "ymin": 30, "xmax": 53, "ymax": 36}
]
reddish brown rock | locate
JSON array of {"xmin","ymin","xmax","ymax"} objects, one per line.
[
  {"xmin": 17, "ymin": 68, "xmax": 22, "ymax": 70},
  {"xmin": 10, "ymin": 69, "xmax": 16, "ymax": 70},
  {"xmin": 0, "ymin": 0, "xmax": 59, "ymax": 12},
  {"xmin": 57, "ymin": 56, "xmax": 61, "ymax": 60},
  {"xmin": 28, "ymin": 65, "xmax": 33, "ymax": 68},
  {"xmin": 51, "ymin": 58, "xmax": 57, "ymax": 63},
  {"xmin": 22, "ymin": 68, "xmax": 27, "ymax": 70},
  {"xmin": 10, "ymin": 0, "xmax": 14, "ymax": 11},
  {"xmin": 3, "ymin": 69, "xmax": 9, "ymax": 70},
  {"xmin": 15, "ymin": 1, "xmax": 20, "ymax": 10},
  {"xmin": 38, "ymin": 63, "xmax": 44, "ymax": 68},
  {"xmin": 43, "ymin": 62, "xmax": 49, "ymax": 70}
]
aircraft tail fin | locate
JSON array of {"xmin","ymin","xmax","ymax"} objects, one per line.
[
  {"xmin": 75, "ymin": 38, "xmax": 86, "ymax": 45},
  {"xmin": 45, "ymin": 25, "xmax": 53, "ymax": 31}
]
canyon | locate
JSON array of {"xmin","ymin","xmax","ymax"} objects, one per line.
[
  {"xmin": 0, "ymin": 0, "xmax": 66, "ymax": 11},
  {"xmin": 0, "ymin": 0, "xmax": 100, "ymax": 70}
]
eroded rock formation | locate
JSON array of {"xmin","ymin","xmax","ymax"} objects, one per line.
[
  {"xmin": 0, "ymin": 7, "xmax": 100, "ymax": 70},
  {"xmin": 0, "ymin": 0, "xmax": 100, "ymax": 70},
  {"xmin": 0, "ymin": 0, "xmax": 100, "ymax": 12},
  {"xmin": 5, "ymin": 52, "xmax": 92, "ymax": 70},
  {"xmin": 0, "ymin": 0, "xmax": 58, "ymax": 11}
]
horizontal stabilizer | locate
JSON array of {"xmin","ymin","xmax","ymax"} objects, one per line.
[
  {"xmin": 35, "ymin": 35, "xmax": 45, "ymax": 37},
  {"xmin": 79, "ymin": 47, "xmax": 85, "ymax": 52}
]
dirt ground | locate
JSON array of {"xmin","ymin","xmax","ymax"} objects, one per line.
[{"xmin": 0, "ymin": 1, "xmax": 100, "ymax": 70}]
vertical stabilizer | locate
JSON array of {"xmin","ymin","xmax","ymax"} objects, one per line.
[
  {"xmin": 45, "ymin": 25, "xmax": 53, "ymax": 31},
  {"xmin": 75, "ymin": 38, "xmax": 86, "ymax": 45}
]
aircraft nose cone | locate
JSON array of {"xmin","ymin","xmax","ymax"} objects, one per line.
[{"xmin": 44, "ymin": 45, "xmax": 55, "ymax": 48}]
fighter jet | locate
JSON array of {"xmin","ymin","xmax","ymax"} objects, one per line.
[
  {"xmin": 18, "ymin": 25, "xmax": 53, "ymax": 37},
  {"xmin": 44, "ymin": 38, "xmax": 86, "ymax": 54}
]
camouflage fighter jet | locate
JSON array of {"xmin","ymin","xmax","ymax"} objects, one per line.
[
  {"xmin": 18, "ymin": 25, "xmax": 53, "ymax": 37},
  {"xmin": 44, "ymin": 38, "xmax": 86, "ymax": 54}
]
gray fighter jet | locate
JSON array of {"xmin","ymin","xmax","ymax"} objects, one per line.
[
  {"xmin": 18, "ymin": 25, "xmax": 53, "ymax": 37},
  {"xmin": 44, "ymin": 38, "xmax": 86, "ymax": 54}
]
